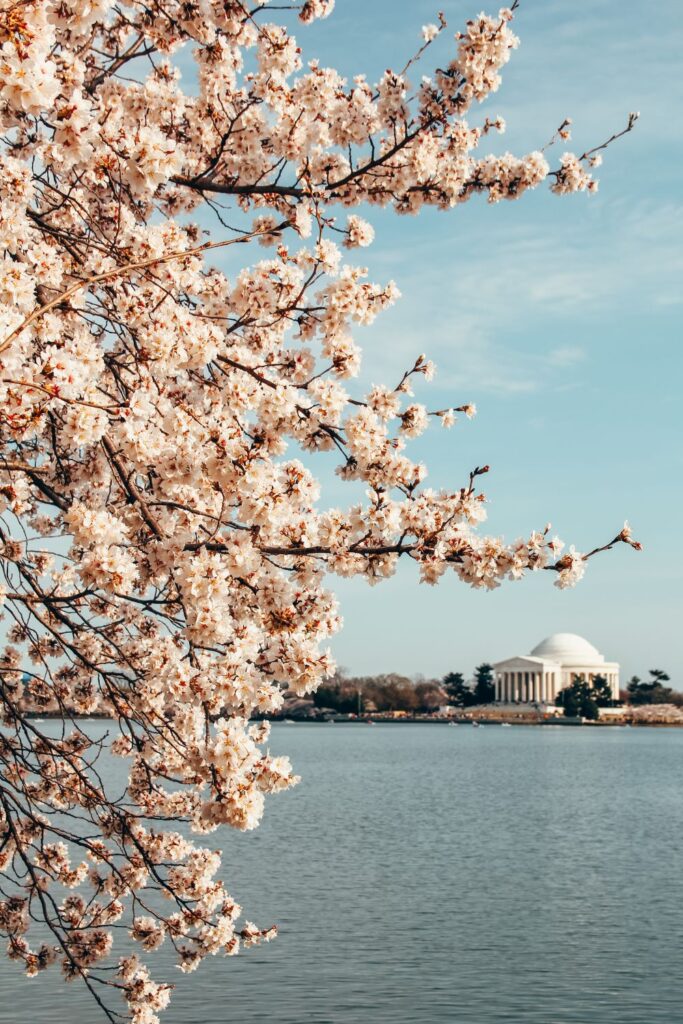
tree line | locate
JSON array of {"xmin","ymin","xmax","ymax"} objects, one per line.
[
  {"xmin": 624, "ymin": 669, "xmax": 680, "ymax": 705},
  {"xmin": 442, "ymin": 665, "xmax": 495, "ymax": 706},
  {"xmin": 313, "ymin": 672, "xmax": 447, "ymax": 714},
  {"xmin": 314, "ymin": 665, "xmax": 495, "ymax": 714},
  {"xmin": 314, "ymin": 667, "xmax": 680, "ymax": 717},
  {"xmin": 556, "ymin": 669, "xmax": 679, "ymax": 719},
  {"xmin": 555, "ymin": 676, "xmax": 614, "ymax": 720}
]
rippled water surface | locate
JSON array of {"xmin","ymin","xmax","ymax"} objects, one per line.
[{"xmin": 3, "ymin": 723, "xmax": 683, "ymax": 1023}]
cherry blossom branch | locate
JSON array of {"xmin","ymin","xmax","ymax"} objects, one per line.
[
  {"xmin": 0, "ymin": 223, "xmax": 289, "ymax": 356},
  {"xmin": 0, "ymin": 3, "xmax": 641, "ymax": 1021}
]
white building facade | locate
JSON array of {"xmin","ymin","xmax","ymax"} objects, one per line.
[{"xmin": 492, "ymin": 633, "xmax": 619, "ymax": 705}]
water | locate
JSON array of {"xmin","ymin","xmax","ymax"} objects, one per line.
[{"xmin": 2, "ymin": 723, "xmax": 683, "ymax": 1024}]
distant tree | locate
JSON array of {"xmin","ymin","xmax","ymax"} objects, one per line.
[
  {"xmin": 370, "ymin": 674, "xmax": 419, "ymax": 712},
  {"xmin": 473, "ymin": 663, "xmax": 496, "ymax": 705},
  {"xmin": 414, "ymin": 681, "xmax": 448, "ymax": 713},
  {"xmin": 591, "ymin": 674, "xmax": 616, "ymax": 708},
  {"xmin": 625, "ymin": 675, "xmax": 641, "ymax": 697},
  {"xmin": 555, "ymin": 679, "xmax": 578, "ymax": 716},
  {"xmin": 627, "ymin": 670, "xmax": 674, "ymax": 705},
  {"xmin": 313, "ymin": 680, "xmax": 357, "ymax": 714},
  {"xmin": 442, "ymin": 671, "xmax": 471, "ymax": 707},
  {"xmin": 556, "ymin": 676, "xmax": 599, "ymax": 720},
  {"xmin": 314, "ymin": 672, "xmax": 443, "ymax": 714}
]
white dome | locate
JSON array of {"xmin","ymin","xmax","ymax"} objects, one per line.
[{"xmin": 530, "ymin": 632, "xmax": 604, "ymax": 666}]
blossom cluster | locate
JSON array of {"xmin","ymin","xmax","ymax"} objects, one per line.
[{"xmin": 0, "ymin": 2, "xmax": 638, "ymax": 1020}]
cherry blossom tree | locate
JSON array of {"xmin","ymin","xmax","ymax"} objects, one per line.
[{"xmin": 0, "ymin": 1, "xmax": 640, "ymax": 1020}]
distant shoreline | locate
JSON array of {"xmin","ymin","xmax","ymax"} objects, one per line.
[
  {"xmin": 274, "ymin": 716, "xmax": 683, "ymax": 728},
  {"xmin": 22, "ymin": 713, "xmax": 683, "ymax": 728}
]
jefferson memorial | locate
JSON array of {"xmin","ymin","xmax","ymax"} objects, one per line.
[{"xmin": 492, "ymin": 633, "xmax": 619, "ymax": 705}]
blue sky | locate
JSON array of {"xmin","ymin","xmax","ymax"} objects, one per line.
[{"xmin": 281, "ymin": 0, "xmax": 682, "ymax": 683}]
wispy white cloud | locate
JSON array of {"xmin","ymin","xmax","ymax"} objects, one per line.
[
  {"xmin": 546, "ymin": 346, "xmax": 586, "ymax": 368},
  {"xmin": 357, "ymin": 190, "xmax": 682, "ymax": 395}
]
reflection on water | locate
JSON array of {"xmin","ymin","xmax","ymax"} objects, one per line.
[{"xmin": 2, "ymin": 723, "xmax": 683, "ymax": 1023}]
